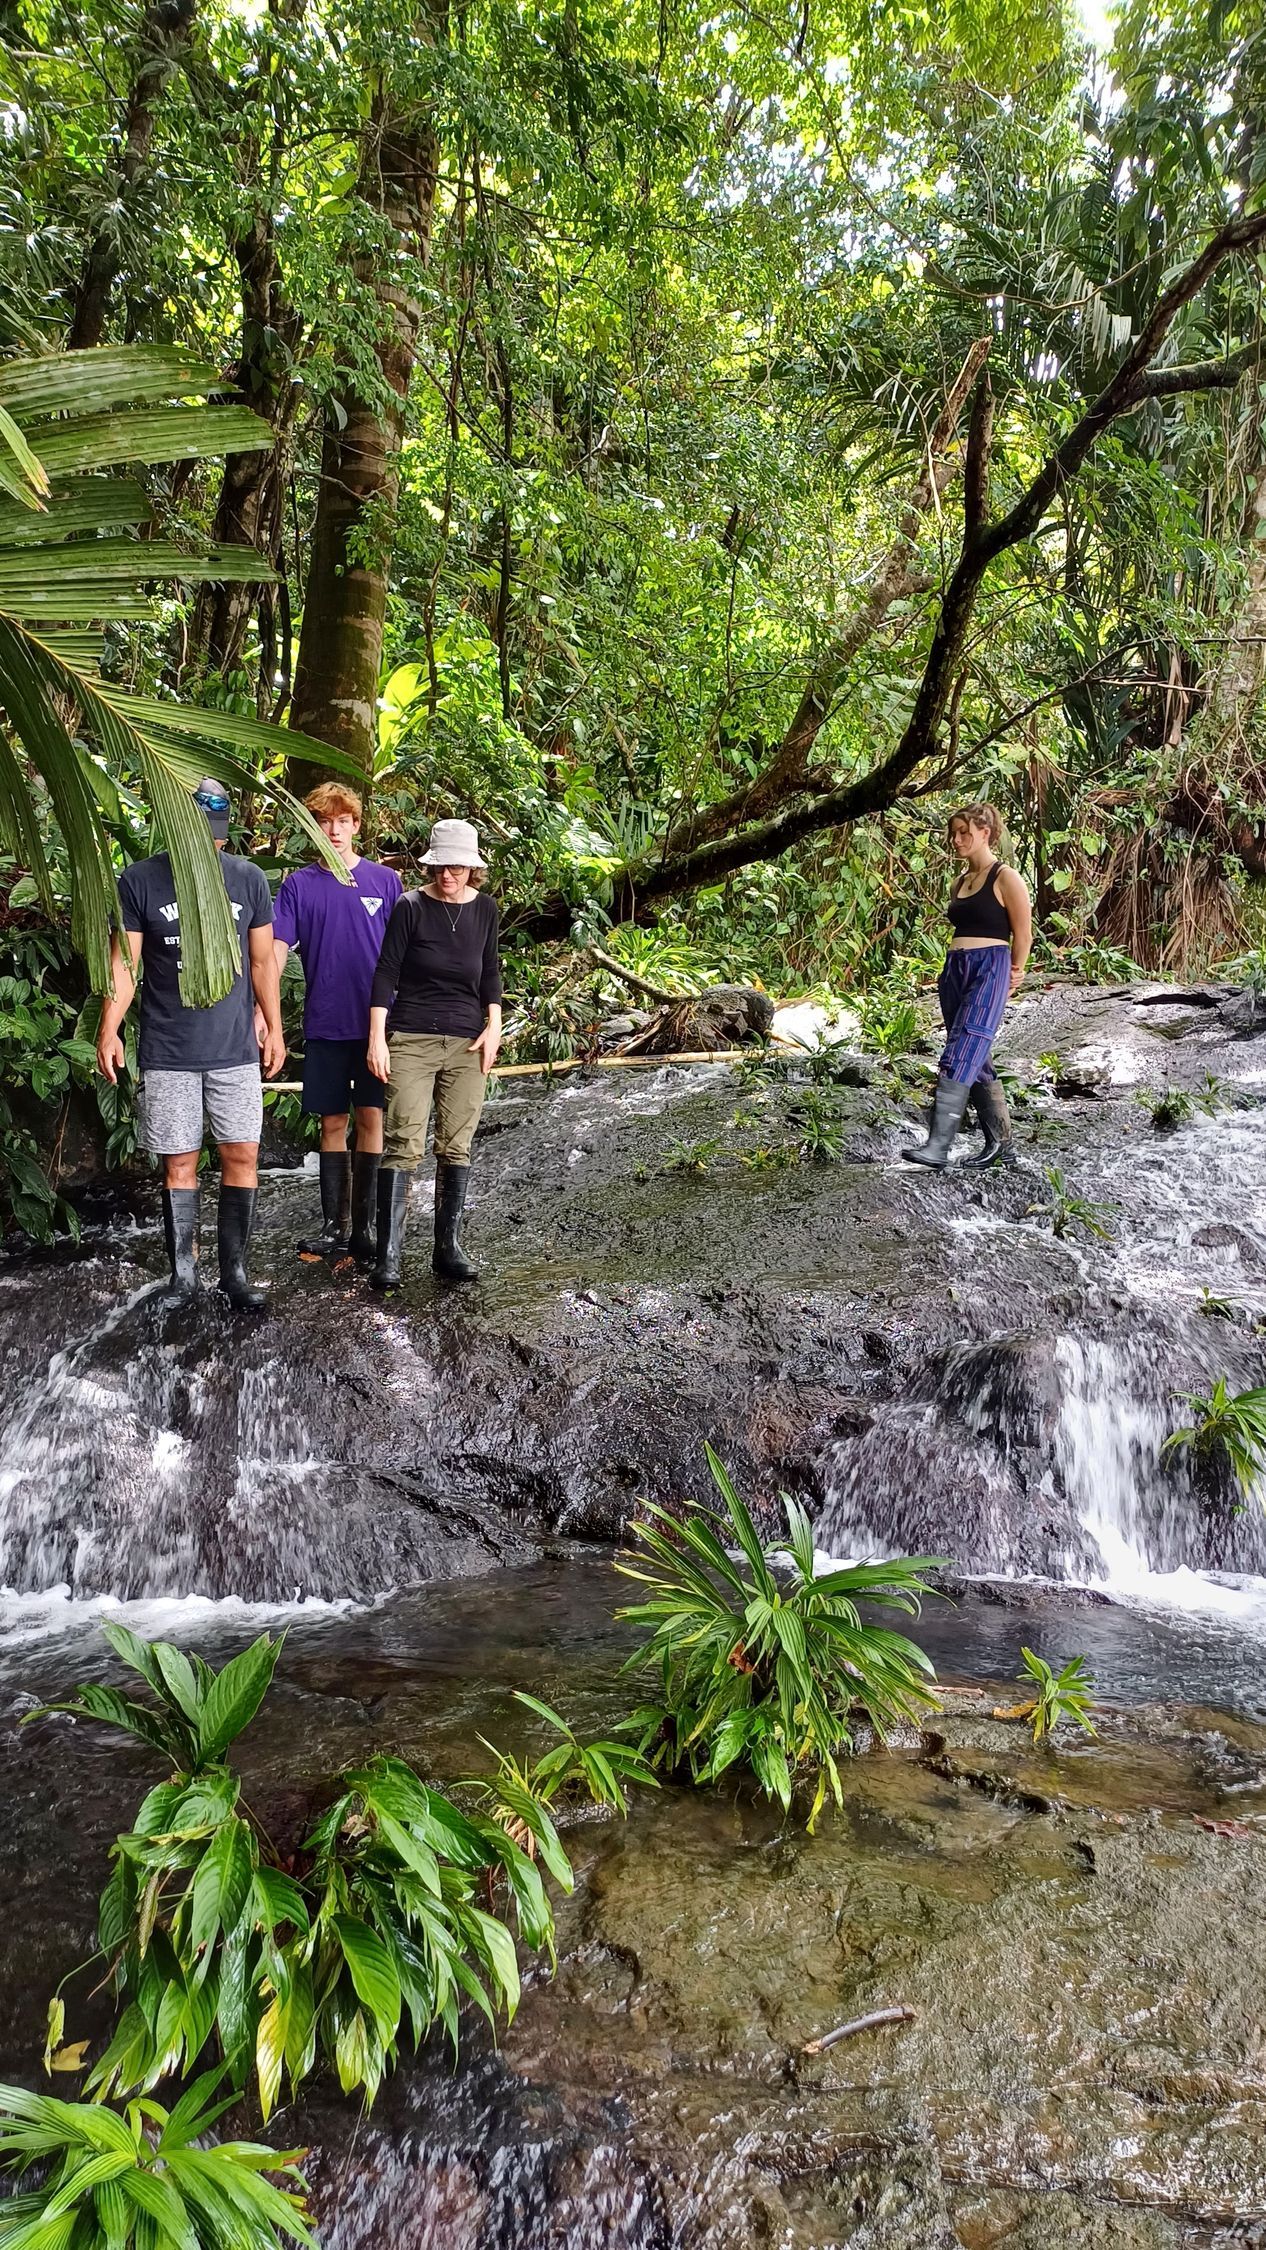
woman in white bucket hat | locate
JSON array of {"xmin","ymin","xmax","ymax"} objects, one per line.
[{"xmin": 365, "ymin": 817, "xmax": 501, "ymax": 1285}]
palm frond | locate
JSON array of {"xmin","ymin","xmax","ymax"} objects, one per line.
[{"xmin": 0, "ymin": 345, "xmax": 361, "ymax": 1002}]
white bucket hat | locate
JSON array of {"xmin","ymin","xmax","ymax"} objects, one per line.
[{"xmin": 422, "ymin": 816, "xmax": 486, "ymax": 868}]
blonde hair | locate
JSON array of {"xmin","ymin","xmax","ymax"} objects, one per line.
[
  {"xmin": 947, "ymin": 801, "xmax": 1003, "ymax": 849},
  {"xmin": 305, "ymin": 781, "xmax": 363, "ymax": 823}
]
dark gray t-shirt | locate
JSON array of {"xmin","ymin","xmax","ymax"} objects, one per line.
[{"xmin": 117, "ymin": 850, "xmax": 272, "ymax": 1072}]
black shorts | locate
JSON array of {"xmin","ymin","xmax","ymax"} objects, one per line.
[{"xmin": 301, "ymin": 1037, "xmax": 386, "ymax": 1116}]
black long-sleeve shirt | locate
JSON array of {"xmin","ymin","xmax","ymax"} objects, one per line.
[{"xmin": 370, "ymin": 890, "xmax": 502, "ymax": 1037}]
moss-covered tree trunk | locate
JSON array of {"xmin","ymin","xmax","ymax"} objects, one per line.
[
  {"xmin": 188, "ymin": 204, "xmax": 303, "ymax": 704},
  {"xmin": 287, "ymin": 28, "xmax": 445, "ymax": 792}
]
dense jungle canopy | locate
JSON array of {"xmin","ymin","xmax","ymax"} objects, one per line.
[{"xmin": 0, "ymin": 0, "xmax": 1265, "ymax": 1182}]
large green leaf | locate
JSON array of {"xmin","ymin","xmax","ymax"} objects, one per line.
[
  {"xmin": 0, "ymin": 353, "xmax": 362, "ymax": 1004},
  {"xmin": 197, "ymin": 1634, "xmax": 283, "ymax": 1761},
  {"xmin": 188, "ymin": 1817, "xmax": 255, "ymax": 1977},
  {"xmin": 333, "ymin": 1916, "xmax": 402, "ymax": 2044},
  {"xmin": 19, "ymin": 406, "xmax": 274, "ymax": 480},
  {"xmin": 0, "ymin": 345, "xmax": 225, "ymax": 419},
  {"xmin": 0, "ymin": 480, "xmax": 148, "ymax": 548}
]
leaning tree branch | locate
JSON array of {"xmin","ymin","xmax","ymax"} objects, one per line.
[
  {"xmin": 512, "ymin": 207, "xmax": 1266, "ymax": 943},
  {"xmin": 1135, "ymin": 341, "xmax": 1262, "ymax": 398}
]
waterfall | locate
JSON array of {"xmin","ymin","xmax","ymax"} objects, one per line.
[{"xmin": 816, "ymin": 1325, "xmax": 1266, "ymax": 1619}]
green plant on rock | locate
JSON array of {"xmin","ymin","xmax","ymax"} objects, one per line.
[
  {"xmin": 28, "ymin": 1627, "xmax": 566, "ymax": 2119},
  {"xmin": 1027, "ymin": 1166, "xmax": 1116, "ymax": 1241},
  {"xmin": 1017, "ymin": 1649, "xmax": 1097, "ymax": 1743},
  {"xmin": 859, "ymin": 991, "xmax": 922, "ymax": 1059},
  {"xmin": 1163, "ymin": 1378, "xmax": 1266, "ymax": 1501},
  {"xmin": 741, "ymin": 1142, "xmax": 799, "ymax": 1172},
  {"xmin": 616, "ymin": 1448, "xmax": 941, "ymax": 1830},
  {"xmin": 0, "ymin": 2072, "xmax": 314, "ymax": 2249},
  {"xmin": 790, "ymin": 1091, "xmax": 845, "ymax": 1165},
  {"xmin": 1138, "ymin": 1085, "xmax": 1195, "ymax": 1130},
  {"xmin": 662, "ymin": 1137, "xmax": 722, "ymax": 1176}
]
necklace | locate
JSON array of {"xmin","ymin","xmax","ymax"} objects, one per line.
[{"xmin": 433, "ymin": 891, "xmax": 466, "ymax": 936}]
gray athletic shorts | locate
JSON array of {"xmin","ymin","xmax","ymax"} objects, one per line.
[{"xmin": 138, "ymin": 1064, "xmax": 263, "ymax": 1154}]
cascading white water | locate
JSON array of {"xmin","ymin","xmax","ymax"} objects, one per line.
[
  {"xmin": 1051, "ymin": 1334, "xmax": 1266, "ymax": 1622},
  {"xmin": 815, "ymin": 1324, "xmax": 1266, "ymax": 1623}
]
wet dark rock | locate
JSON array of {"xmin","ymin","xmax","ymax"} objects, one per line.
[{"xmin": 4, "ymin": 984, "xmax": 1266, "ymax": 1602}]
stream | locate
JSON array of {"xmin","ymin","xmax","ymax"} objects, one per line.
[{"xmin": 1, "ymin": 977, "xmax": 1265, "ymax": 2245}]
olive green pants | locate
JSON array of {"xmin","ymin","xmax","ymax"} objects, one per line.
[{"xmin": 383, "ymin": 1033, "xmax": 487, "ymax": 1169}]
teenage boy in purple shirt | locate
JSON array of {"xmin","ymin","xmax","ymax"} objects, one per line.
[{"xmin": 271, "ymin": 783, "xmax": 402, "ymax": 1263}]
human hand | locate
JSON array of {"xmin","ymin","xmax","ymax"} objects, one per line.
[
  {"xmin": 254, "ymin": 1002, "xmax": 268, "ymax": 1049},
  {"xmin": 469, "ymin": 1024, "xmax": 502, "ymax": 1077},
  {"xmin": 96, "ymin": 1030, "xmax": 125, "ymax": 1084},
  {"xmin": 1009, "ymin": 965, "xmax": 1025, "ymax": 996},
  {"xmin": 367, "ymin": 1031, "xmax": 392, "ymax": 1083},
  {"xmin": 261, "ymin": 1027, "xmax": 287, "ymax": 1080}
]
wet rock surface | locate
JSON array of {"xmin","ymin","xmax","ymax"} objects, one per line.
[
  {"xmin": 2, "ymin": 977, "xmax": 1265, "ymax": 1602},
  {"xmin": 2, "ymin": 1564, "xmax": 1265, "ymax": 2247}
]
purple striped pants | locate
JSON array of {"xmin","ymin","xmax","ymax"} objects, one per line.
[{"xmin": 937, "ymin": 946, "xmax": 1011, "ymax": 1087}]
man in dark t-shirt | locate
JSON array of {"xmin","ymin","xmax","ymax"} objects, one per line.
[
  {"xmin": 95, "ymin": 780, "xmax": 285, "ymax": 1311},
  {"xmin": 271, "ymin": 781, "xmax": 402, "ymax": 1264}
]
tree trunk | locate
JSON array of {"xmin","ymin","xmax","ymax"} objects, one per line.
[
  {"xmin": 287, "ymin": 24, "xmax": 446, "ymax": 792},
  {"xmin": 188, "ymin": 205, "xmax": 303, "ymax": 696},
  {"xmin": 67, "ymin": 0, "xmax": 197, "ymax": 350}
]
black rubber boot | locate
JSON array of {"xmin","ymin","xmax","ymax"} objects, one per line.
[
  {"xmin": 369, "ymin": 1168, "xmax": 410, "ymax": 1291},
  {"xmin": 960, "ymin": 1079, "xmax": 1017, "ymax": 1169},
  {"xmin": 433, "ymin": 1160, "xmax": 478, "ymax": 1281},
  {"xmin": 217, "ymin": 1185, "xmax": 267, "ymax": 1313},
  {"xmin": 348, "ymin": 1150, "xmax": 382, "ymax": 1266},
  {"xmin": 901, "ymin": 1077, "xmax": 971, "ymax": 1169},
  {"xmin": 298, "ymin": 1151, "xmax": 350, "ymax": 1256},
  {"xmin": 161, "ymin": 1187, "xmax": 199, "ymax": 1296}
]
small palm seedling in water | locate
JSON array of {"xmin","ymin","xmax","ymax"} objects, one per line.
[
  {"xmin": 1027, "ymin": 1166, "xmax": 1116, "ymax": 1242},
  {"xmin": 470, "ymin": 1692, "xmax": 657, "ymax": 1872},
  {"xmin": 616, "ymin": 1448, "xmax": 941, "ymax": 1830},
  {"xmin": 0, "ymin": 2072, "xmax": 314, "ymax": 2249},
  {"xmin": 1163, "ymin": 1378, "xmax": 1266, "ymax": 1501},
  {"xmin": 1138, "ymin": 1086, "xmax": 1195, "ymax": 1130},
  {"xmin": 742, "ymin": 1142, "xmax": 799, "ymax": 1172},
  {"xmin": 662, "ymin": 1137, "xmax": 722, "ymax": 1175},
  {"xmin": 790, "ymin": 1091, "xmax": 845, "ymax": 1165},
  {"xmin": 1015, "ymin": 1649, "xmax": 1097, "ymax": 1742}
]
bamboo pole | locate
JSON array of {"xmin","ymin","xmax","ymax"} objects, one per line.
[{"xmin": 265, "ymin": 1047, "xmax": 760, "ymax": 1097}]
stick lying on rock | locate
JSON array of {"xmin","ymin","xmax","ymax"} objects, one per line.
[{"xmin": 802, "ymin": 2006, "xmax": 916, "ymax": 2054}]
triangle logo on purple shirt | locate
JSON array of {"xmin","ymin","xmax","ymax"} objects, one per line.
[{"xmin": 362, "ymin": 897, "xmax": 384, "ymax": 917}]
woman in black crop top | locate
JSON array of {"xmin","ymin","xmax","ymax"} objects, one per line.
[
  {"xmin": 903, "ymin": 800, "xmax": 1032, "ymax": 1170},
  {"xmin": 365, "ymin": 816, "xmax": 502, "ymax": 1287}
]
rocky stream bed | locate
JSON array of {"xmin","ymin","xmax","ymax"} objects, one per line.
[{"xmin": 1, "ymin": 977, "xmax": 1266, "ymax": 2244}]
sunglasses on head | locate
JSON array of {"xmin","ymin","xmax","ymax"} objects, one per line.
[{"xmin": 194, "ymin": 788, "xmax": 231, "ymax": 814}]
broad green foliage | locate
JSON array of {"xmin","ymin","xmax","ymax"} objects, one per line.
[
  {"xmin": 30, "ymin": 1629, "xmax": 569, "ymax": 2118},
  {"xmin": 0, "ymin": 2073, "xmax": 314, "ymax": 2250},
  {"xmin": 1018, "ymin": 1649, "xmax": 1097, "ymax": 1742},
  {"xmin": 0, "ymin": 348, "xmax": 351, "ymax": 1005},
  {"xmin": 1164, "ymin": 1378, "xmax": 1266, "ymax": 1500},
  {"xmin": 617, "ymin": 1448, "xmax": 941, "ymax": 1829}
]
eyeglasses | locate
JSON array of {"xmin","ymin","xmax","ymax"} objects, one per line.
[{"xmin": 194, "ymin": 788, "xmax": 231, "ymax": 814}]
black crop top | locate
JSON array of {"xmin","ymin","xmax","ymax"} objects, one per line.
[{"xmin": 947, "ymin": 860, "xmax": 1011, "ymax": 940}]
